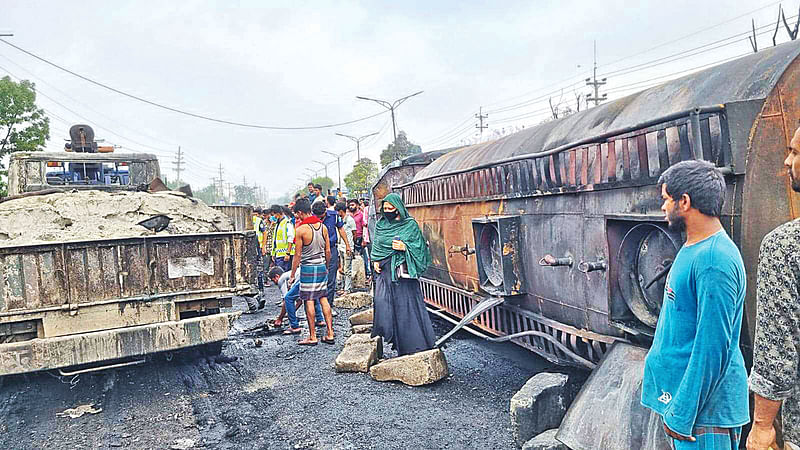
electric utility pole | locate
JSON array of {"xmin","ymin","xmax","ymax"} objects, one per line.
[
  {"xmin": 172, "ymin": 146, "xmax": 184, "ymax": 184},
  {"xmin": 335, "ymin": 131, "xmax": 379, "ymax": 161},
  {"xmin": 475, "ymin": 107, "xmax": 488, "ymax": 137},
  {"xmin": 322, "ymin": 149, "xmax": 356, "ymax": 193},
  {"xmin": 217, "ymin": 164, "xmax": 225, "ymax": 202},
  {"xmin": 586, "ymin": 40, "xmax": 607, "ymax": 107},
  {"xmin": 355, "ymin": 91, "xmax": 423, "ymax": 144}
]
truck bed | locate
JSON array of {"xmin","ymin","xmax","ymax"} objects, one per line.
[{"xmin": 0, "ymin": 231, "xmax": 257, "ymax": 341}]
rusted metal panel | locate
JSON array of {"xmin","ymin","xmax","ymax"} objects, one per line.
[
  {"xmin": 211, "ymin": 205, "xmax": 254, "ymax": 231},
  {"xmin": 0, "ymin": 232, "xmax": 256, "ymax": 315}
]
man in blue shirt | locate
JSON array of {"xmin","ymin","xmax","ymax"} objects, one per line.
[
  {"xmin": 641, "ymin": 160, "xmax": 749, "ymax": 449},
  {"xmin": 318, "ymin": 197, "xmax": 349, "ymax": 311}
]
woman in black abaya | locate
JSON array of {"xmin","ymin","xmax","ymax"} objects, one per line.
[{"xmin": 370, "ymin": 193, "xmax": 436, "ymax": 356}]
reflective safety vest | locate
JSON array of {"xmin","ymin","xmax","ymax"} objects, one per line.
[
  {"xmin": 272, "ymin": 217, "xmax": 295, "ymax": 257},
  {"xmin": 253, "ymin": 216, "xmax": 264, "ymax": 246}
]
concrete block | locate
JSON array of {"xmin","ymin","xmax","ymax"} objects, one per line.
[
  {"xmin": 351, "ymin": 324, "xmax": 372, "ymax": 334},
  {"xmin": 334, "ymin": 334, "xmax": 382, "ymax": 373},
  {"xmin": 522, "ymin": 430, "xmax": 567, "ymax": 450},
  {"xmin": 510, "ymin": 373, "xmax": 574, "ymax": 447},
  {"xmin": 334, "ymin": 292, "xmax": 373, "ymax": 309},
  {"xmin": 348, "ymin": 308, "xmax": 373, "ymax": 326},
  {"xmin": 369, "ymin": 348, "xmax": 448, "ymax": 386}
]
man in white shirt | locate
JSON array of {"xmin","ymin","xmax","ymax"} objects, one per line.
[{"xmin": 335, "ymin": 201, "xmax": 356, "ymax": 294}]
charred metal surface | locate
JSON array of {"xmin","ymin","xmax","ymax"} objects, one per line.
[
  {"xmin": 0, "ymin": 313, "xmax": 234, "ymax": 376},
  {"xmin": 0, "ymin": 231, "xmax": 256, "ymax": 314},
  {"xmin": 400, "ymin": 109, "xmax": 726, "ymax": 207},
  {"xmin": 212, "ymin": 205, "xmax": 254, "ymax": 231},
  {"xmin": 7, "ymin": 152, "xmax": 160, "ymax": 196},
  {"xmin": 557, "ymin": 343, "xmax": 670, "ymax": 450}
]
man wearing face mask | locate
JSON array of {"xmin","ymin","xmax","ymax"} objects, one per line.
[{"xmin": 270, "ymin": 204, "xmax": 295, "ymax": 273}]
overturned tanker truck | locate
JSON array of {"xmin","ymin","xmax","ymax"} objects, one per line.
[{"xmin": 378, "ymin": 40, "xmax": 800, "ymax": 448}]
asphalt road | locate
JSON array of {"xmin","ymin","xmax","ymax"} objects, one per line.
[{"xmin": 0, "ymin": 286, "xmax": 561, "ymax": 449}]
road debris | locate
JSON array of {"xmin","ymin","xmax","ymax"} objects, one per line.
[
  {"xmin": 369, "ymin": 348, "xmax": 448, "ymax": 386},
  {"xmin": 171, "ymin": 438, "xmax": 196, "ymax": 450},
  {"xmin": 348, "ymin": 308, "xmax": 374, "ymax": 326},
  {"xmin": 335, "ymin": 334, "xmax": 383, "ymax": 373},
  {"xmin": 56, "ymin": 404, "xmax": 102, "ymax": 419},
  {"xmin": 333, "ymin": 291, "xmax": 373, "ymax": 309}
]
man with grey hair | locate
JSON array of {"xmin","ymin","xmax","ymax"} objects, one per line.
[
  {"xmin": 641, "ymin": 160, "xmax": 749, "ymax": 449},
  {"xmin": 748, "ymin": 127, "xmax": 800, "ymax": 450}
]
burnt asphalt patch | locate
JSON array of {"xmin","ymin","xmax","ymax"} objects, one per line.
[{"xmin": 0, "ymin": 286, "xmax": 557, "ymax": 449}]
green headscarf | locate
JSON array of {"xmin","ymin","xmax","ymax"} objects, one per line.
[{"xmin": 371, "ymin": 193, "xmax": 431, "ymax": 281}]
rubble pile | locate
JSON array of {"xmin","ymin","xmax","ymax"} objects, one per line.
[{"xmin": 0, "ymin": 190, "xmax": 234, "ymax": 247}]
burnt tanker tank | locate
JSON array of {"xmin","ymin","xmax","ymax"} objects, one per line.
[{"xmin": 388, "ymin": 40, "xmax": 800, "ymax": 370}]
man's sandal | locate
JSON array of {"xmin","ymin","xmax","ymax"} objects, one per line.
[
  {"xmin": 321, "ymin": 336, "xmax": 335, "ymax": 345},
  {"xmin": 282, "ymin": 327, "xmax": 302, "ymax": 335},
  {"xmin": 298, "ymin": 338, "xmax": 318, "ymax": 346}
]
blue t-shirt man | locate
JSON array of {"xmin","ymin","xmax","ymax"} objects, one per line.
[{"xmin": 641, "ymin": 230, "xmax": 749, "ymax": 439}]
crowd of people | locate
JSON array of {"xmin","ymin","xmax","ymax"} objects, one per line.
[
  {"xmin": 247, "ymin": 182, "xmax": 377, "ymax": 344},
  {"xmin": 245, "ymin": 181, "xmax": 437, "ymax": 357}
]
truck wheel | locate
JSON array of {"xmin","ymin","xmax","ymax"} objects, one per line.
[{"xmin": 203, "ymin": 342, "xmax": 223, "ymax": 356}]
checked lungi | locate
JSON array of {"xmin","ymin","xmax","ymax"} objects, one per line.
[
  {"xmin": 299, "ymin": 263, "xmax": 328, "ymax": 301},
  {"xmin": 669, "ymin": 425, "xmax": 741, "ymax": 450}
]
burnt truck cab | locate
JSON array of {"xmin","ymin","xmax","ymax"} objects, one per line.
[
  {"xmin": 0, "ymin": 125, "xmax": 256, "ymax": 378},
  {"xmin": 7, "ymin": 151, "xmax": 160, "ymax": 196}
]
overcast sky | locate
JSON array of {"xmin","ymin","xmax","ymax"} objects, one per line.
[{"xmin": 0, "ymin": 0, "xmax": 792, "ymax": 198}]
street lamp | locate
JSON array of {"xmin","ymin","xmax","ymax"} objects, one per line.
[
  {"xmin": 321, "ymin": 149, "xmax": 356, "ymax": 193},
  {"xmin": 335, "ymin": 131, "xmax": 379, "ymax": 161},
  {"xmin": 356, "ymin": 91, "xmax": 423, "ymax": 144},
  {"xmin": 312, "ymin": 160, "xmax": 331, "ymax": 178}
]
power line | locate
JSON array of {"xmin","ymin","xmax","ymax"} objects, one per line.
[
  {"xmin": 0, "ymin": 38, "xmax": 389, "ymax": 131},
  {"xmin": 599, "ymin": 0, "xmax": 782, "ymax": 69}
]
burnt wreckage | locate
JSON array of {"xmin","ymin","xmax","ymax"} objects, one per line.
[{"xmin": 375, "ymin": 40, "xmax": 800, "ymax": 370}]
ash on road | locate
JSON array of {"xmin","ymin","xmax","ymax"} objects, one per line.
[{"xmin": 0, "ymin": 286, "xmax": 558, "ymax": 449}]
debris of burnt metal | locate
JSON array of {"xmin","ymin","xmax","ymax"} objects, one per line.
[{"xmin": 137, "ymin": 214, "xmax": 171, "ymax": 232}]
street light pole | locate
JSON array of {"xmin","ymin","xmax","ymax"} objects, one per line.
[
  {"xmin": 355, "ymin": 91, "xmax": 423, "ymax": 144},
  {"xmin": 321, "ymin": 149, "xmax": 355, "ymax": 193},
  {"xmin": 335, "ymin": 131, "xmax": 379, "ymax": 161},
  {"xmin": 312, "ymin": 160, "xmax": 330, "ymax": 178}
]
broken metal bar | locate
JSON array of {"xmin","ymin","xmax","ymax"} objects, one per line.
[{"xmin": 434, "ymin": 296, "xmax": 506, "ymax": 348}]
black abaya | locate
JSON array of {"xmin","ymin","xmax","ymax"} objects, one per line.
[{"xmin": 371, "ymin": 257, "xmax": 436, "ymax": 356}]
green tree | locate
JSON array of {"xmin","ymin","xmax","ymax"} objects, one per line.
[
  {"xmin": 234, "ymin": 184, "xmax": 257, "ymax": 204},
  {"xmin": 194, "ymin": 184, "xmax": 220, "ymax": 205},
  {"xmin": 0, "ymin": 76, "xmax": 50, "ymax": 196},
  {"xmin": 309, "ymin": 176, "xmax": 334, "ymax": 194},
  {"xmin": 379, "ymin": 131, "xmax": 421, "ymax": 167},
  {"xmin": 344, "ymin": 158, "xmax": 379, "ymax": 196}
]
